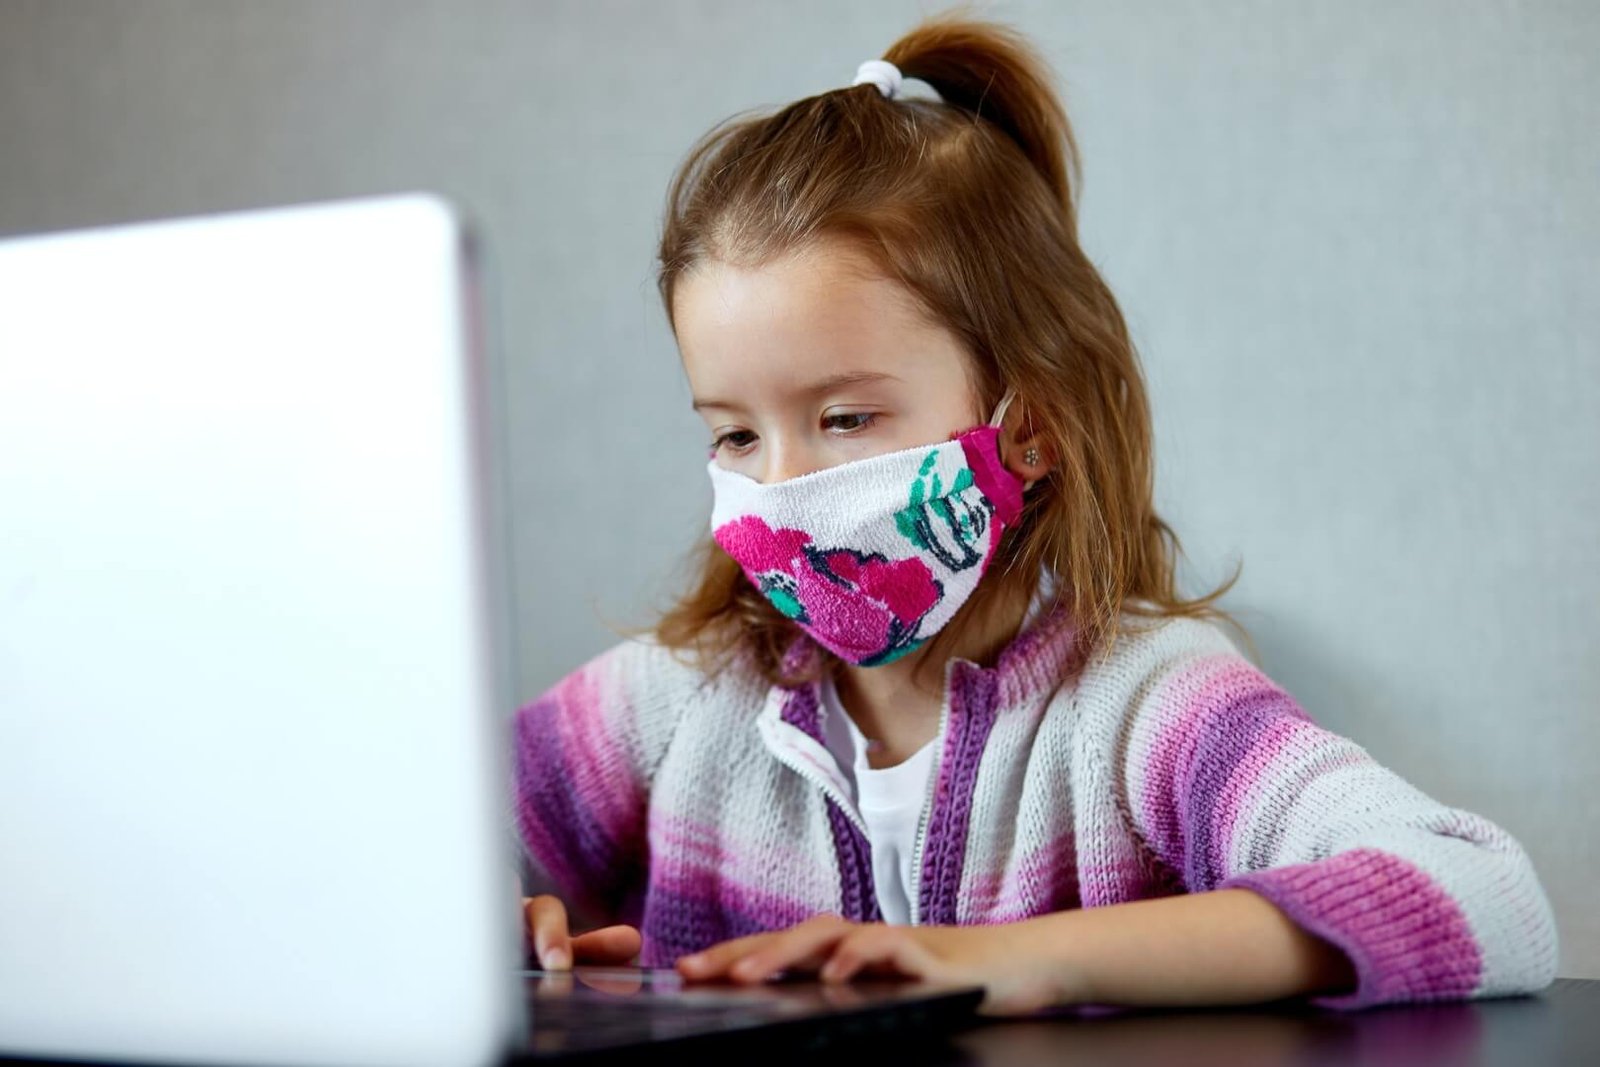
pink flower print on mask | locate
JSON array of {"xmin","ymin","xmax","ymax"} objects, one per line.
[{"xmin": 713, "ymin": 514, "xmax": 945, "ymax": 666}]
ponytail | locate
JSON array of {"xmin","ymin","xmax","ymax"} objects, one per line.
[{"xmin": 884, "ymin": 12, "xmax": 1080, "ymax": 223}]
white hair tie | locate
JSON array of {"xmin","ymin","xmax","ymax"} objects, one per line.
[{"xmin": 852, "ymin": 59, "xmax": 902, "ymax": 100}]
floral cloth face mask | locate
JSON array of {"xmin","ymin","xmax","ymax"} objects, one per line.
[{"xmin": 707, "ymin": 388, "xmax": 1028, "ymax": 667}]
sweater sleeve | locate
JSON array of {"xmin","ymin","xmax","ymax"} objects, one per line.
[
  {"xmin": 509, "ymin": 636, "xmax": 691, "ymax": 927},
  {"xmin": 1112, "ymin": 618, "xmax": 1559, "ymax": 1010}
]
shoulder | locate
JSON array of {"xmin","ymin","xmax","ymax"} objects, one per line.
[
  {"xmin": 1060, "ymin": 607, "xmax": 1288, "ymax": 736},
  {"xmin": 1079, "ymin": 608, "xmax": 1248, "ymax": 692},
  {"xmin": 513, "ymin": 633, "xmax": 776, "ymax": 788},
  {"xmin": 521, "ymin": 631, "xmax": 772, "ymax": 728}
]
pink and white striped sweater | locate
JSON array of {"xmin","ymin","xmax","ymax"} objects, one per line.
[{"xmin": 509, "ymin": 597, "xmax": 1559, "ymax": 1009}]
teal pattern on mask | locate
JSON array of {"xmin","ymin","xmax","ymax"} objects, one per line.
[{"xmin": 894, "ymin": 451, "xmax": 990, "ymax": 572}]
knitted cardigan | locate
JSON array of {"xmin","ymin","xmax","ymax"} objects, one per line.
[{"xmin": 509, "ymin": 599, "xmax": 1559, "ymax": 1009}]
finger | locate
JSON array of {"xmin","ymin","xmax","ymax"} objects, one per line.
[
  {"xmin": 820, "ymin": 927, "xmax": 938, "ymax": 984},
  {"xmin": 523, "ymin": 895, "xmax": 573, "ymax": 970},
  {"xmin": 676, "ymin": 931, "xmax": 783, "ymax": 980},
  {"xmin": 726, "ymin": 915, "xmax": 857, "ymax": 984},
  {"xmin": 570, "ymin": 924, "xmax": 643, "ymax": 965},
  {"xmin": 675, "ymin": 921, "xmax": 851, "ymax": 985},
  {"xmin": 676, "ymin": 914, "xmax": 850, "ymax": 981}
]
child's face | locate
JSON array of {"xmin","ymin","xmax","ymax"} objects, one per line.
[{"xmin": 677, "ymin": 236, "xmax": 983, "ymax": 485}]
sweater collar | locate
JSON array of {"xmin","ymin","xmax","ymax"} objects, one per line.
[{"xmin": 766, "ymin": 570, "xmax": 1081, "ymax": 715}]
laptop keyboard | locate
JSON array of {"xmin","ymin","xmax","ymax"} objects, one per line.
[{"xmin": 526, "ymin": 985, "xmax": 816, "ymax": 1054}]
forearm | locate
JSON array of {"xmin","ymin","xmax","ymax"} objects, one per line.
[{"xmin": 1020, "ymin": 888, "xmax": 1358, "ymax": 1007}]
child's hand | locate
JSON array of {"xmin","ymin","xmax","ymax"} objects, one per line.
[
  {"xmin": 673, "ymin": 914, "xmax": 1084, "ymax": 1015},
  {"xmin": 522, "ymin": 894, "xmax": 641, "ymax": 970}
]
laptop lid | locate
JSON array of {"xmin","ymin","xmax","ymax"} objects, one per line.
[{"xmin": 0, "ymin": 194, "xmax": 522, "ymax": 1067}]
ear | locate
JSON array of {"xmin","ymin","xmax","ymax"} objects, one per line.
[{"xmin": 1000, "ymin": 410, "xmax": 1053, "ymax": 492}]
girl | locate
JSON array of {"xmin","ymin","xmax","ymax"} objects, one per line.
[{"xmin": 511, "ymin": 12, "xmax": 1558, "ymax": 1015}]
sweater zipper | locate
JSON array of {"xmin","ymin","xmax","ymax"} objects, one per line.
[
  {"xmin": 907, "ymin": 660, "xmax": 955, "ymax": 926},
  {"xmin": 760, "ymin": 716, "xmax": 868, "ymax": 837}
]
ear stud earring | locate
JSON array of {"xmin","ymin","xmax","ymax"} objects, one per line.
[{"xmin": 1023, "ymin": 447, "xmax": 1039, "ymax": 466}]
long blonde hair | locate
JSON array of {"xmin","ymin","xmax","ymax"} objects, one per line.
[{"xmin": 629, "ymin": 10, "xmax": 1247, "ymax": 691}]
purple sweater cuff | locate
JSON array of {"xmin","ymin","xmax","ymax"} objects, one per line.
[{"xmin": 1220, "ymin": 847, "xmax": 1483, "ymax": 1010}]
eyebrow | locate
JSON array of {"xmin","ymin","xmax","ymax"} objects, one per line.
[{"xmin": 691, "ymin": 370, "xmax": 902, "ymax": 414}]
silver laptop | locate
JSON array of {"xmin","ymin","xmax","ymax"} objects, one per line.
[
  {"xmin": 0, "ymin": 195, "xmax": 981, "ymax": 1067},
  {"xmin": 0, "ymin": 194, "xmax": 524, "ymax": 1066}
]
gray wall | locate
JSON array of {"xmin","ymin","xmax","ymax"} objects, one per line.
[{"xmin": 3, "ymin": 0, "xmax": 1594, "ymax": 977}]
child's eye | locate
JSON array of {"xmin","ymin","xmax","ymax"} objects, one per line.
[
  {"xmin": 710, "ymin": 430, "xmax": 757, "ymax": 454},
  {"xmin": 825, "ymin": 413, "xmax": 877, "ymax": 434},
  {"xmin": 708, "ymin": 415, "xmax": 875, "ymax": 457}
]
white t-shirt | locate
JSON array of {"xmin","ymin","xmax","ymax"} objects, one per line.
[
  {"xmin": 818, "ymin": 671, "xmax": 936, "ymax": 925},
  {"xmin": 818, "ymin": 576, "xmax": 1056, "ymax": 924}
]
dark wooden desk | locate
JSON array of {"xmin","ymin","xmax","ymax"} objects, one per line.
[
  {"xmin": 1, "ymin": 979, "xmax": 1592, "ymax": 1065},
  {"xmin": 933, "ymin": 978, "xmax": 1598, "ymax": 1066}
]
